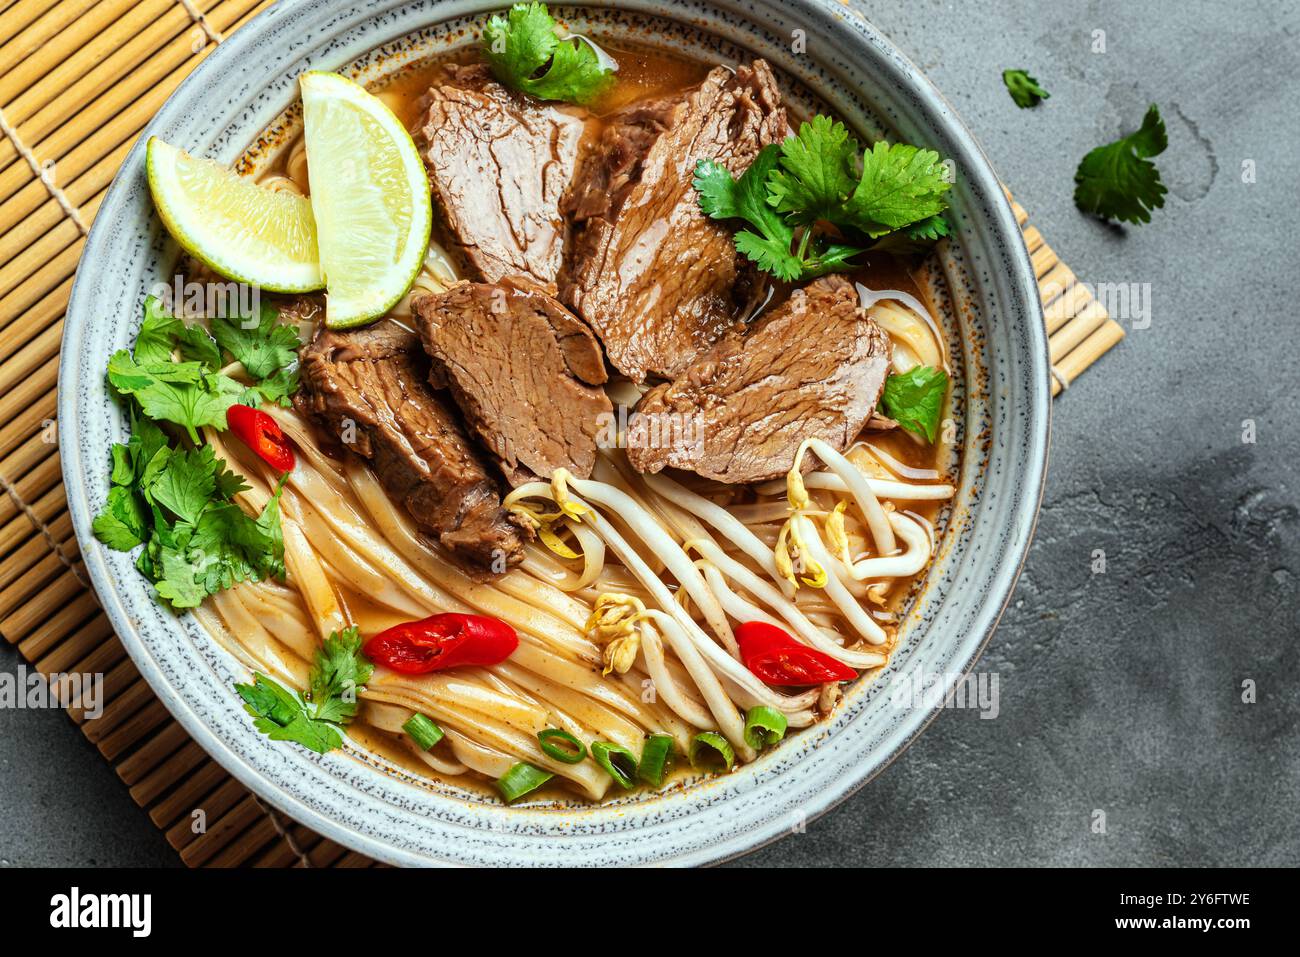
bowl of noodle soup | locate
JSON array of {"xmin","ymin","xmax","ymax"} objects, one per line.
[{"xmin": 60, "ymin": 0, "xmax": 1048, "ymax": 866}]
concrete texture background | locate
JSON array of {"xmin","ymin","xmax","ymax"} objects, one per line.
[{"xmin": 2, "ymin": 0, "xmax": 1296, "ymax": 868}]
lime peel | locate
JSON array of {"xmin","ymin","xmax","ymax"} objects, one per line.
[
  {"xmin": 299, "ymin": 71, "xmax": 433, "ymax": 328},
  {"xmin": 146, "ymin": 137, "xmax": 324, "ymax": 293}
]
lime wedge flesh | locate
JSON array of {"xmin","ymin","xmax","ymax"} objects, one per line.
[
  {"xmin": 145, "ymin": 137, "xmax": 323, "ymax": 293},
  {"xmin": 299, "ymin": 71, "xmax": 432, "ymax": 328}
]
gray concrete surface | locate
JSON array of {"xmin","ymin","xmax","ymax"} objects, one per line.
[{"xmin": 2, "ymin": 0, "xmax": 1296, "ymax": 868}]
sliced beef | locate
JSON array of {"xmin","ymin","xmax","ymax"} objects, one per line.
[
  {"xmin": 412, "ymin": 282, "xmax": 613, "ymax": 483},
  {"xmin": 414, "ymin": 65, "xmax": 584, "ymax": 294},
  {"xmin": 561, "ymin": 60, "xmax": 788, "ymax": 382},
  {"xmin": 295, "ymin": 321, "xmax": 528, "ymax": 572},
  {"xmin": 626, "ymin": 275, "xmax": 892, "ymax": 484}
]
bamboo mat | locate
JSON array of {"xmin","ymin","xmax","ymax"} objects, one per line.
[{"xmin": 0, "ymin": 0, "xmax": 1123, "ymax": 868}]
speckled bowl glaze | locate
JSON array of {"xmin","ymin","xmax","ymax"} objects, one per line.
[{"xmin": 60, "ymin": 0, "xmax": 1049, "ymax": 866}]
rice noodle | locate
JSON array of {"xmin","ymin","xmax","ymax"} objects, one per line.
[
  {"xmin": 857, "ymin": 282, "xmax": 948, "ymax": 373},
  {"xmin": 862, "ymin": 442, "xmax": 941, "ymax": 481}
]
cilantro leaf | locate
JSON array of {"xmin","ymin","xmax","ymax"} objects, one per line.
[
  {"xmin": 235, "ymin": 675, "xmax": 343, "ymax": 754},
  {"xmin": 768, "ymin": 115, "xmax": 861, "ymax": 225},
  {"xmin": 768, "ymin": 118, "xmax": 952, "ymax": 238},
  {"xmin": 127, "ymin": 409, "xmax": 170, "ymax": 475},
  {"xmin": 211, "ymin": 301, "xmax": 301, "ymax": 381},
  {"xmin": 180, "ymin": 483, "xmax": 287, "ymax": 597},
  {"xmin": 233, "ymin": 626, "xmax": 372, "ymax": 755},
  {"xmin": 92, "ymin": 486, "xmax": 149, "ymax": 550},
  {"xmin": 109, "ymin": 443, "xmax": 135, "ymax": 486},
  {"xmin": 175, "ymin": 323, "xmax": 224, "ymax": 368},
  {"xmin": 1074, "ymin": 104, "xmax": 1168, "ymax": 225},
  {"xmin": 106, "ymin": 351, "xmax": 238, "ymax": 443},
  {"xmin": 880, "ymin": 366, "xmax": 949, "ymax": 443},
  {"xmin": 844, "ymin": 141, "xmax": 952, "ymax": 234},
  {"xmin": 308, "ymin": 626, "xmax": 372, "ymax": 725},
  {"xmin": 867, "ymin": 213, "xmax": 952, "ymax": 255},
  {"xmin": 483, "ymin": 2, "xmax": 614, "ymax": 105},
  {"xmin": 143, "ymin": 445, "xmax": 221, "ymax": 524},
  {"xmin": 153, "ymin": 546, "xmax": 210, "ymax": 608},
  {"xmin": 133, "ymin": 296, "xmax": 182, "ymax": 365},
  {"xmin": 1002, "ymin": 69, "xmax": 1050, "ymax": 108},
  {"xmin": 903, "ymin": 214, "xmax": 951, "ymax": 242},
  {"xmin": 246, "ymin": 366, "xmax": 299, "ymax": 408}
]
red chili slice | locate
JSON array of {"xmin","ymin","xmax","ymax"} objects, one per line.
[
  {"xmin": 735, "ymin": 621, "xmax": 857, "ymax": 686},
  {"xmin": 363, "ymin": 613, "xmax": 519, "ymax": 675},
  {"xmin": 226, "ymin": 404, "xmax": 295, "ymax": 472}
]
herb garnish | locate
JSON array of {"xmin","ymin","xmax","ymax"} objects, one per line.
[
  {"xmin": 880, "ymin": 366, "xmax": 949, "ymax": 443},
  {"xmin": 93, "ymin": 295, "xmax": 300, "ymax": 608},
  {"xmin": 483, "ymin": 2, "xmax": 615, "ymax": 105},
  {"xmin": 695, "ymin": 115, "xmax": 953, "ymax": 281},
  {"xmin": 235, "ymin": 627, "xmax": 373, "ymax": 754},
  {"xmin": 1002, "ymin": 69, "xmax": 1050, "ymax": 108},
  {"xmin": 1074, "ymin": 104, "xmax": 1168, "ymax": 225}
]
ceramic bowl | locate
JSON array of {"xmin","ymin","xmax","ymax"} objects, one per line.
[{"xmin": 60, "ymin": 0, "xmax": 1049, "ymax": 866}]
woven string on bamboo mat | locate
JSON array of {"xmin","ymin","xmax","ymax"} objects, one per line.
[{"xmin": 0, "ymin": 0, "xmax": 1124, "ymax": 868}]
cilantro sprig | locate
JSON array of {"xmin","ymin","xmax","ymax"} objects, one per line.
[
  {"xmin": 483, "ymin": 2, "xmax": 615, "ymax": 105},
  {"xmin": 880, "ymin": 366, "xmax": 949, "ymax": 443},
  {"xmin": 695, "ymin": 115, "xmax": 953, "ymax": 281},
  {"xmin": 1002, "ymin": 69, "xmax": 1050, "ymax": 109},
  {"xmin": 1074, "ymin": 104, "xmax": 1168, "ymax": 225},
  {"xmin": 93, "ymin": 295, "xmax": 301, "ymax": 609},
  {"xmin": 694, "ymin": 147, "xmax": 863, "ymax": 282},
  {"xmin": 235, "ymin": 627, "xmax": 373, "ymax": 754}
]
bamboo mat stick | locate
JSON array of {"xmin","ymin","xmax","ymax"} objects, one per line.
[
  {"xmin": 0, "ymin": 532, "xmax": 61, "ymax": 590},
  {"xmin": 67, "ymin": 657, "xmax": 141, "ymax": 724},
  {"xmin": 174, "ymin": 782, "xmax": 255, "ymax": 860},
  {"xmin": 1053, "ymin": 320, "xmax": 1125, "ymax": 396},
  {"xmin": 17, "ymin": 591, "xmax": 100, "ymax": 662},
  {"xmin": 0, "ymin": 486, "xmax": 67, "ymax": 556},
  {"xmin": 128, "ymin": 740, "xmax": 208, "ymax": 804},
  {"xmin": 0, "ymin": 242, "xmax": 82, "ymax": 319},
  {"xmin": 97, "ymin": 700, "xmax": 173, "ymax": 761},
  {"xmin": 0, "ymin": 276, "xmax": 70, "ymax": 359},
  {"xmin": 0, "ymin": 0, "xmax": 54, "ymax": 50},
  {"xmin": 0, "ymin": 0, "xmax": 261, "ymax": 182},
  {"xmin": 0, "ymin": 393, "xmax": 59, "ymax": 459},
  {"xmin": 0, "ymin": 319, "xmax": 61, "ymax": 392},
  {"xmin": 149, "ymin": 759, "xmax": 229, "ymax": 829}
]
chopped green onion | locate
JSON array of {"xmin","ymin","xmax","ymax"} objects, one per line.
[
  {"xmin": 402, "ymin": 712, "xmax": 444, "ymax": 751},
  {"xmin": 689, "ymin": 731, "xmax": 736, "ymax": 771},
  {"xmin": 496, "ymin": 762, "xmax": 554, "ymax": 803},
  {"xmin": 743, "ymin": 706, "xmax": 788, "ymax": 750},
  {"xmin": 538, "ymin": 728, "xmax": 586, "ymax": 764},
  {"xmin": 591, "ymin": 741, "xmax": 638, "ymax": 788},
  {"xmin": 637, "ymin": 733, "xmax": 675, "ymax": 787}
]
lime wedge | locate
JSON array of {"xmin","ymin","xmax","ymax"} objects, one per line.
[
  {"xmin": 299, "ymin": 71, "xmax": 433, "ymax": 328},
  {"xmin": 146, "ymin": 137, "xmax": 323, "ymax": 293}
]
